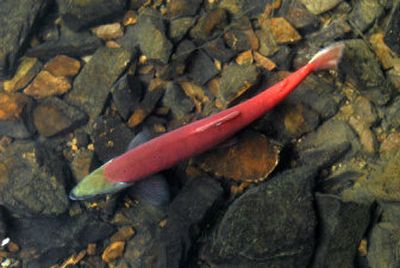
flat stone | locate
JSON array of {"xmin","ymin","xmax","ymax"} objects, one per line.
[
  {"xmin": 33, "ymin": 97, "xmax": 87, "ymax": 137},
  {"xmin": 349, "ymin": 0, "xmax": 385, "ymax": 32},
  {"xmin": 368, "ymin": 223, "xmax": 400, "ymax": 268},
  {"xmin": 70, "ymin": 149, "xmax": 94, "ymax": 182},
  {"xmin": 190, "ymin": 8, "xmax": 228, "ymax": 42},
  {"xmin": 384, "ymin": 96, "xmax": 400, "ymax": 129},
  {"xmin": 195, "ymin": 131, "xmax": 280, "ymax": 182},
  {"xmin": 24, "ymin": 70, "xmax": 71, "ymax": 99},
  {"xmin": 27, "ymin": 25, "xmax": 102, "ymax": 60},
  {"xmin": 43, "ymin": 55, "xmax": 81, "ymax": 77},
  {"xmin": 202, "ymin": 166, "xmax": 317, "ymax": 267},
  {"xmin": 255, "ymin": 29, "xmax": 279, "ymax": 57},
  {"xmin": 102, "ymin": 241, "xmax": 125, "ymax": 263},
  {"xmin": 162, "ymin": 82, "xmax": 194, "ymax": 119},
  {"xmin": 167, "ymin": 0, "xmax": 202, "ymax": 18},
  {"xmin": 92, "ymin": 22, "xmax": 124, "ymax": 40},
  {"xmin": 235, "ymin": 50, "xmax": 253, "ymax": 66},
  {"xmin": 0, "ymin": 0, "xmax": 50, "ymax": 78},
  {"xmin": 253, "ymin": 51, "xmax": 276, "ymax": 71},
  {"xmin": 65, "ymin": 47, "xmax": 131, "ymax": 122},
  {"xmin": 300, "ymin": 0, "xmax": 343, "ymax": 15},
  {"xmin": 306, "ymin": 18, "xmax": 351, "ymax": 47},
  {"xmin": 57, "ymin": 0, "xmax": 127, "ymax": 31},
  {"xmin": 312, "ymin": 193, "xmax": 371, "ymax": 268},
  {"xmin": 203, "ymin": 38, "xmax": 236, "ymax": 63},
  {"xmin": 169, "ymin": 17, "xmax": 196, "ymax": 43},
  {"xmin": 219, "ymin": 0, "xmax": 274, "ymax": 18},
  {"xmin": 111, "ymin": 75, "xmax": 142, "ymax": 120},
  {"xmin": 3, "ymin": 57, "xmax": 42, "ymax": 93},
  {"xmin": 261, "ymin": 17, "xmax": 301, "ymax": 44},
  {"xmin": 187, "ymin": 50, "xmax": 219, "ymax": 85},
  {"xmin": 0, "ymin": 141, "xmax": 69, "ymax": 217},
  {"xmin": 0, "ymin": 92, "xmax": 34, "ymax": 138},
  {"xmin": 218, "ymin": 63, "xmax": 259, "ymax": 108},
  {"xmin": 370, "ymin": 32, "xmax": 398, "ymax": 70},
  {"xmin": 224, "ymin": 17, "xmax": 259, "ymax": 51},
  {"xmin": 384, "ymin": 1, "xmax": 400, "ymax": 54}
]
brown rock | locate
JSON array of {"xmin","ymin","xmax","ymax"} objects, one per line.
[
  {"xmin": 254, "ymin": 51, "xmax": 276, "ymax": 71},
  {"xmin": 43, "ymin": 55, "xmax": 81, "ymax": 77},
  {"xmin": 235, "ymin": 50, "xmax": 253, "ymax": 65},
  {"xmin": 195, "ymin": 131, "xmax": 280, "ymax": 182},
  {"xmin": 24, "ymin": 71, "xmax": 71, "ymax": 99},
  {"xmin": 110, "ymin": 226, "xmax": 136, "ymax": 242},
  {"xmin": 128, "ymin": 108, "xmax": 147, "ymax": 128},
  {"xmin": 255, "ymin": 29, "xmax": 279, "ymax": 57},
  {"xmin": 190, "ymin": 8, "xmax": 227, "ymax": 41},
  {"xmin": 380, "ymin": 132, "xmax": 400, "ymax": 157},
  {"xmin": 369, "ymin": 32, "xmax": 398, "ymax": 70},
  {"xmin": 261, "ymin": 17, "xmax": 301, "ymax": 44},
  {"xmin": 348, "ymin": 116, "xmax": 377, "ymax": 154},
  {"xmin": 102, "ymin": 241, "xmax": 125, "ymax": 263},
  {"xmin": 179, "ymin": 81, "xmax": 210, "ymax": 113},
  {"xmin": 123, "ymin": 10, "xmax": 138, "ymax": 26},
  {"xmin": 87, "ymin": 243, "xmax": 97, "ymax": 256},
  {"xmin": 70, "ymin": 149, "xmax": 94, "ymax": 181},
  {"xmin": 6, "ymin": 242, "xmax": 19, "ymax": 253},
  {"xmin": 0, "ymin": 92, "xmax": 31, "ymax": 120},
  {"xmin": 92, "ymin": 23, "xmax": 124, "ymax": 40},
  {"xmin": 3, "ymin": 57, "xmax": 42, "ymax": 92}
]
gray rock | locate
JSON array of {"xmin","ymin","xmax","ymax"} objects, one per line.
[
  {"xmin": 0, "ymin": 0, "xmax": 50, "ymax": 78},
  {"xmin": 202, "ymin": 166, "xmax": 317, "ymax": 267},
  {"xmin": 187, "ymin": 50, "xmax": 219, "ymax": 85},
  {"xmin": 111, "ymin": 74, "xmax": 143, "ymax": 120},
  {"xmin": 281, "ymin": 0, "xmax": 319, "ymax": 31},
  {"xmin": 162, "ymin": 82, "xmax": 194, "ymax": 119},
  {"xmin": 312, "ymin": 193, "xmax": 371, "ymax": 268},
  {"xmin": 65, "ymin": 47, "xmax": 131, "ymax": 123},
  {"xmin": 57, "ymin": 0, "xmax": 127, "ymax": 31},
  {"xmin": 169, "ymin": 17, "xmax": 196, "ymax": 43},
  {"xmin": 190, "ymin": 8, "xmax": 228, "ymax": 42},
  {"xmin": 383, "ymin": 96, "xmax": 400, "ymax": 130},
  {"xmin": 9, "ymin": 213, "xmax": 114, "ymax": 267},
  {"xmin": 91, "ymin": 116, "xmax": 134, "ymax": 162},
  {"xmin": 349, "ymin": 0, "xmax": 385, "ymax": 32},
  {"xmin": 220, "ymin": 0, "xmax": 274, "ymax": 18},
  {"xmin": 0, "ymin": 141, "xmax": 69, "ymax": 217},
  {"xmin": 33, "ymin": 97, "xmax": 87, "ymax": 137},
  {"xmin": 368, "ymin": 223, "xmax": 400, "ymax": 268},
  {"xmin": 300, "ymin": 0, "xmax": 343, "ymax": 15},
  {"xmin": 223, "ymin": 17, "xmax": 256, "ymax": 52},
  {"xmin": 0, "ymin": 207, "xmax": 6, "ymax": 241},
  {"xmin": 218, "ymin": 64, "xmax": 259, "ymax": 107},
  {"xmin": 27, "ymin": 24, "xmax": 102, "ymax": 60},
  {"xmin": 143, "ymin": 177, "xmax": 223, "ymax": 268},
  {"xmin": 384, "ymin": 1, "xmax": 400, "ymax": 54},
  {"xmin": 306, "ymin": 18, "xmax": 351, "ymax": 47},
  {"xmin": 203, "ymin": 38, "xmax": 236, "ymax": 63}
]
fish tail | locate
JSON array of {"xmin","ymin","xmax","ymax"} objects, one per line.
[{"xmin": 308, "ymin": 42, "xmax": 345, "ymax": 71}]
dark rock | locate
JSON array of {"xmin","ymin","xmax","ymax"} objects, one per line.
[
  {"xmin": 9, "ymin": 213, "xmax": 114, "ymax": 267},
  {"xmin": 167, "ymin": 0, "xmax": 202, "ymax": 18},
  {"xmin": 117, "ymin": 25, "xmax": 140, "ymax": 53},
  {"xmin": 220, "ymin": 0, "xmax": 273, "ymax": 18},
  {"xmin": 201, "ymin": 166, "xmax": 317, "ymax": 267},
  {"xmin": 368, "ymin": 223, "xmax": 400, "ymax": 268},
  {"xmin": 172, "ymin": 40, "xmax": 197, "ymax": 63},
  {"xmin": 169, "ymin": 17, "xmax": 196, "ymax": 43},
  {"xmin": 319, "ymin": 171, "xmax": 361, "ymax": 196},
  {"xmin": 26, "ymin": 24, "xmax": 102, "ymax": 60},
  {"xmin": 112, "ymin": 75, "xmax": 143, "ymax": 120},
  {"xmin": 65, "ymin": 47, "xmax": 131, "ymax": 123},
  {"xmin": 57, "ymin": 0, "xmax": 127, "ymax": 31},
  {"xmin": 218, "ymin": 64, "xmax": 259, "ymax": 107},
  {"xmin": 383, "ymin": 96, "xmax": 400, "ymax": 130},
  {"xmin": 187, "ymin": 50, "xmax": 219, "ymax": 85},
  {"xmin": 306, "ymin": 18, "xmax": 351, "ymax": 47},
  {"xmin": 130, "ymin": 0, "xmax": 147, "ymax": 9},
  {"xmin": 224, "ymin": 17, "xmax": 259, "ymax": 52},
  {"xmin": 0, "ymin": 92, "xmax": 35, "ymax": 139},
  {"xmin": 162, "ymin": 82, "xmax": 194, "ymax": 119},
  {"xmin": 143, "ymin": 177, "xmax": 223, "ymax": 268},
  {"xmin": 0, "ymin": 207, "xmax": 6, "ymax": 240},
  {"xmin": 281, "ymin": 1, "xmax": 319, "ymax": 31},
  {"xmin": 255, "ymin": 28, "xmax": 279, "ymax": 57},
  {"xmin": 384, "ymin": 1, "xmax": 400, "ymax": 54},
  {"xmin": 300, "ymin": 0, "xmax": 343, "ymax": 15},
  {"xmin": 312, "ymin": 193, "xmax": 371, "ymax": 268},
  {"xmin": 33, "ymin": 97, "xmax": 87, "ymax": 137},
  {"xmin": 190, "ymin": 8, "xmax": 228, "ymax": 42},
  {"xmin": 203, "ymin": 38, "xmax": 236, "ymax": 63},
  {"xmin": 380, "ymin": 201, "xmax": 400, "ymax": 226},
  {"xmin": 0, "ymin": 0, "xmax": 50, "ymax": 78},
  {"xmin": 349, "ymin": 0, "xmax": 385, "ymax": 32},
  {"xmin": 0, "ymin": 141, "xmax": 69, "ymax": 217},
  {"xmin": 91, "ymin": 116, "xmax": 134, "ymax": 162},
  {"xmin": 269, "ymin": 46, "xmax": 292, "ymax": 70}
]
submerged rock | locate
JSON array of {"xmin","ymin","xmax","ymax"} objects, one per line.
[
  {"xmin": 167, "ymin": 0, "xmax": 202, "ymax": 18},
  {"xmin": 368, "ymin": 223, "xmax": 400, "ymax": 268},
  {"xmin": 187, "ymin": 50, "xmax": 219, "ymax": 85},
  {"xmin": 384, "ymin": 1, "xmax": 400, "ymax": 54},
  {"xmin": 0, "ymin": 141, "xmax": 69, "ymax": 217},
  {"xmin": 162, "ymin": 82, "xmax": 194, "ymax": 119},
  {"xmin": 24, "ymin": 71, "xmax": 72, "ymax": 99},
  {"xmin": 300, "ymin": 0, "xmax": 343, "ymax": 15},
  {"xmin": 349, "ymin": 0, "xmax": 385, "ymax": 32},
  {"xmin": 202, "ymin": 166, "xmax": 317, "ymax": 267},
  {"xmin": 3, "ymin": 57, "xmax": 42, "ymax": 93}
]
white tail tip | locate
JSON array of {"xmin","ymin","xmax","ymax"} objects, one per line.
[{"xmin": 308, "ymin": 42, "xmax": 345, "ymax": 70}]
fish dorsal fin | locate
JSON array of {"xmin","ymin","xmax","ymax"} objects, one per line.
[{"xmin": 195, "ymin": 110, "xmax": 241, "ymax": 133}]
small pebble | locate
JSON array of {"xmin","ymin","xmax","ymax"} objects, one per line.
[
  {"xmin": 92, "ymin": 23, "xmax": 124, "ymax": 40},
  {"xmin": 87, "ymin": 243, "xmax": 97, "ymax": 256},
  {"xmin": 110, "ymin": 226, "xmax": 136, "ymax": 242},
  {"xmin": 253, "ymin": 51, "xmax": 277, "ymax": 71},
  {"xmin": 123, "ymin": 10, "xmax": 138, "ymax": 26},
  {"xmin": 101, "ymin": 241, "xmax": 125, "ymax": 263},
  {"xmin": 235, "ymin": 50, "xmax": 253, "ymax": 65}
]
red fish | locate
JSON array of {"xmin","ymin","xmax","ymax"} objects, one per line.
[{"xmin": 70, "ymin": 43, "xmax": 344, "ymax": 200}]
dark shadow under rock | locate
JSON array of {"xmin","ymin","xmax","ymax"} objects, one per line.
[
  {"xmin": 0, "ymin": 141, "xmax": 69, "ymax": 217},
  {"xmin": 201, "ymin": 166, "xmax": 317, "ymax": 268},
  {"xmin": 312, "ymin": 193, "xmax": 371, "ymax": 268}
]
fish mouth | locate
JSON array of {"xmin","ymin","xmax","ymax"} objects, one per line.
[{"xmin": 69, "ymin": 165, "xmax": 131, "ymax": 200}]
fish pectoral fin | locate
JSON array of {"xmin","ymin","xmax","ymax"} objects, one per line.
[{"xmin": 195, "ymin": 110, "xmax": 241, "ymax": 133}]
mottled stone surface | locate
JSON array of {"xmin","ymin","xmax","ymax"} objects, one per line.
[
  {"xmin": 65, "ymin": 47, "xmax": 131, "ymax": 123},
  {"xmin": 24, "ymin": 71, "xmax": 71, "ymax": 99},
  {"xmin": 0, "ymin": 141, "xmax": 69, "ymax": 217},
  {"xmin": 3, "ymin": 57, "xmax": 42, "ymax": 92},
  {"xmin": 0, "ymin": 0, "xmax": 50, "ymax": 78},
  {"xmin": 43, "ymin": 55, "xmax": 81, "ymax": 77}
]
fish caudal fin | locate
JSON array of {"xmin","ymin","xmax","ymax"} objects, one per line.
[{"xmin": 308, "ymin": 42, "xmax": 345, "ymax": 71}]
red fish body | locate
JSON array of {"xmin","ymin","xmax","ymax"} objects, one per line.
[{"xmin": 70, "ymin": 43, "xmax": 344, "ymax": 199}]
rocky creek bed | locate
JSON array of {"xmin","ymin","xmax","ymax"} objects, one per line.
[{"xmin": 1, "ymin": 0, "xmax": 400, "ymax": 267}]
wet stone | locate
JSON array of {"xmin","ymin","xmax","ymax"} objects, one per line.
[
  {"xmin": 236, "ymin": 50, "xmax": 253, "ymax": 66},
  {"xmin": 219, "ymin": 0, "xmax": 273, "ymax": 18},
  {"xmin": 283, "ymin": 1, "xmax": 319, "ymax": 30},
  {"xmin": 65, "ymin": 47, "xmax": 131, "ymax": 123},
  {"xmin": 179, "ymin": 81, "xmax": 210, "ymax": 113},
  {"xmin": 384, "ymin": 1, "xmax": 400, "ymax": 54},
  {"xmin": 0, "ymin": 0, "xmax": 50, "ymax": 78},
  {"xmin": 306, "ymin": 18, "xmax": 351, "ymax": 47},
  {"xmin": 111, "ymin": 75, "xmax": 143, "ymax": 120},
  {"xmin": 187, "ymin": 50, "xmax": 219, "ymax": 85},
  {"xmin": 195, "ymin": 131, "xmax": 280, "ymax": 182},
  {"xmin": 312, "ymin": 193, "xmax": 371, "ymax": 268},
  {"xmin": 3, "ymin": 57, "xmax": 42, "ymax": 93},
  {"xmin": 33, "ymin": 97, "xmax": 87, "ymax": 137},
  {"xmin": 202, "ymin": 166, "xmax": 317, "ymax": 267},
  {"xmin": 92, "ymin": 23, "xmax": 124, "ymax": 40},
  {"xmin": 368, "ymin": 223, "xmax": 400, "ymax": 268},
  {"xmin": 162, "ymin": 82, "xmax": 194, "ymax": 119},
  {"xmin": 190, "ymin": 8, "xmax": 228, "ymax": 42},
  {"xmin": 218, "ymin": 64, "xmax": 259, "ymax": 108},
  {"xmin": 24, "ymin": 70, "xmax": 71, "ymax": 99},
  {"xmin": 27, "ymin": 25, "xmax": 102, "ymax": 60},
  {"xmin": 0, "ymin": 92, "xmax": 34, "ymax": 139},
  {"xmin": 203, "ymin": 38, "xmax": 236, "ymax": 63},
  {"xmin": 255, "ymin": 29, "xmax": 279, "ymax": 57},
  {"xmin": 169, "ymin": 17, "xmax": 196, "ymax": 43},
  {"xmin": 167, "ymin": 0, "xmax": 202, "ymax": 18},
  {"xmin": 384, "ymin": 96, "xmax": 400, "ymax": 130},
  {"xmin": 123, "ymin": 10, "xmax": 137, "ymax": 26},
  {"xmin": 102, "ymin": 241, "xmax": 125, "ymax": 263},
  {"xmin": 0, "ymin": 207, "xmax": 6, "ymax": 241},
  {"xmin": 224, "ymin": 18, "xmax": 259, "ymax": 52},
  {"xmin": 261, "ymin": 17, "xmax": 301, "ymax": 45},
  {"xmin": 110, "ymin": 226, "xmax": 135, "ymax": 242},
  {"xmin": 253, "ymin": 51, "xmax": 276, "ymax": 71},
  {"xmin": 57, "ymin": 0, "xmax": 127, "ymax": 31},
  {"xmin": 300, "ymin": 0, "xmax": 343, "ymax": 15},
  {"xmin": 370, "ymin": 32, "xmax": 398, "ymax": 70},
  {"xmin": 91, "ymin": 116, "xmax": 134, "ymax": 162},
  {"xmin": 349, "ymin": 0, "xmax": 385, "ymax": 32},
  {"xmin": 43, "ymin": 55, "xmax": 81, "ymax": 77},
  {"xmin": 380, "ymin": 132, "xmax": 400, "ymax": 157},
  {"xmin": 70, "ymin": 149, "xmax": 94, "ymax": 182},
  {"xmin": 0, "ymin": 141, "xmax": 69, "ymax": 217}
]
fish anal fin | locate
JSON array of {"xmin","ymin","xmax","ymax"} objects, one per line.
[{"xmin": 195, "ymin": 110, "xmax": 241, "ymax": 133}]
